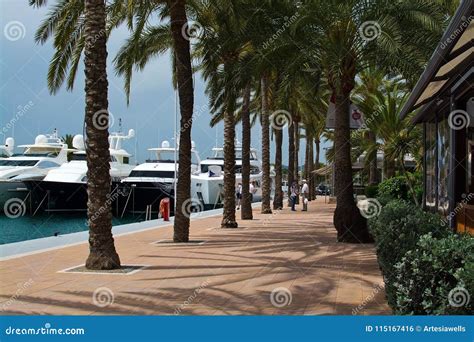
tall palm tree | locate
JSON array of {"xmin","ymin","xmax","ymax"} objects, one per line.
[
  {"xmin": 31, "ymin": 0, "xmax": 120, "ymax": 269},
  {"xmin": 297, "ymin": 0, "xmax": 447, "ymax": 242},
  {"xmin": 196, "ymin": 0, "xmax": 253, "ymax": 228},
  {"xmin": 113, "ymin": 0, "xmax": 195, "ymax": 242},
  {"xmin": 83, "ymin": 0, "xmax": 120, "ymax": 269},
  {"xmin": 260, "ymin": 74, "xmax": 272, "ymax": 214},
  {"xmin": 240, "ymin": 84, "xmax": 253, "ymax": 219},
  {"xmin": 168, "ymin": 0, "xmax": 195, "ymax": 241}
]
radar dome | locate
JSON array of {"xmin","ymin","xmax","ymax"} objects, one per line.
[
  {"xmin": 161, "ymin": 140, "xmax": 170, "ymax": 148},
  {"xmin": 72, "ymin": 135, "xmax": 85, "ymax": 150},
  {"xmin": 5, "ymin": 137, "xmax": 14, "ymax": 151},
  {"xmin": 35, "ymin": 135, "xmax": 47, "ymax": 145},
  {"xmin": 128, "ymin": 129, "xmax": 135, "ymax": 138}
]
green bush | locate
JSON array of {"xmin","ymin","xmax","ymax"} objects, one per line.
[
  {"xmin": 369, "ymin": 200, "xmax": 450, "ymax": 307},
  {"xmin": 394, "ymin": 233, "xmax": 474, "ymax": 315},
  {"xmin": 377, "ymin": 176, "xmax": 410, "ymax": 201},
  {"xmin": 364, "ymin": 185, "xmax": 378, "ymax": 198}
]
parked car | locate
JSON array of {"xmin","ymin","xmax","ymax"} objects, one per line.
[{"xmin": 316, "ymin": 184, "xmax": 330, "ymax": 196}]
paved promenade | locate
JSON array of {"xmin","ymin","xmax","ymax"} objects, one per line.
[{"xmin": 0, "ymin": 199, "xmax": 390, "ymax": 315}]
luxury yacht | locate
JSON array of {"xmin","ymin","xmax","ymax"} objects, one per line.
[
  {"xmin": 119, "ymin": 140, "xmax": 201, "ymax": 216},
  {"xmin": 28, "ymin": 129, "xmax": 135, "ymax": 212},
  {"xmin": 0, "ymin": 131, "xmax": 68, "ymax": 212},
  {"xmin": 191, "ymin": 142, "xmax": 263, "ymax": 210}
]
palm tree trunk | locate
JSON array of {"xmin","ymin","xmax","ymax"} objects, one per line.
[
  {"xmin": 260, "ymin": 74, "xmax": 272, "ymax": 214},
  {"xmin": 287, "ymin": 119, "xmax": 295, "ymax": 206},
  {"xmin": 314, "ymin": 138, "xmax": 320, "ymax": 198},
  {"xmin": 221, "ymin": 90, "xmax": 238, "ymax": 228},
  {"xmin": 333, "ymin": 89, "xmax": 371, "ymax": 243},
  {"xmin": 368, "ymin": 131, "xmax": 378, "ymax": 185},
  {"xmin": 169, "ymin": 0, "xmax": 194, "ymax": 242},
  {"xmin": 241, "ymin": 84, "xmax": 253, "ymax": 220},
  {"xmin": 293, "ymin": 117, "xmax": 300, "ymax": 204},
  {"xmin": 84, "ymin": 0, "xmax": 120, "ymax": 270},
  {"xmin": 273, "ymin": 127, "xmax": 283, "ymax": 209},
  {"xmin": 304, "ymin": 135, "xmax": 310, "ymax": 197},
  {"xmin": 308, "ymin": 135, "xmax": 314, "ymax": 200}
]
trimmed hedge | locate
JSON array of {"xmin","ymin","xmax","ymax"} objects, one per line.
[
  {"xmin": 394, "ymin": 233, "xmax": 473, "ymax": 315},
  {"xmin": 369, "ymin": 200, "xmax": 451, "ymax": 307}
]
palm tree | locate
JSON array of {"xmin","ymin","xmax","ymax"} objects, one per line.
[
  {"xmin": 168, "ymin": 0, "xmax": 195, "ymax": 241},
  {"xmin": 196, "ymin": 0, "xmax": 253, "ymax": 228},
  {"xmin": 260, "ymin": 74, "xmax": 272, "ymax": 214},
  {"xmin": 297, "ymin": 0, "xmax": 447, "ymax": 242},
  {"xmin": 31, "ymin": 0, "xmax": 120, "ymax": 269},
  {"xmin": 113, "ymin": 0, "xmax": 195, "ymax": 242},
  {"xmin": 240, "ymin": 84, "xmax": 253, "ymax": 219},
  {"xmin": 82, "ymin": 0, "xmax": 120, "ymax": 269}
]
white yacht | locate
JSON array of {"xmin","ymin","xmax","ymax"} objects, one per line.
[
  {"xmin": 191, "ymin": 143, "xmax": 263, "ymax": 210},
  {"xmin": 0, "ymin": 132, "xmax": 68, "ymax": 211},
  {"xmin": 120, "ymin": 140, "xmax": 201, "ymax": 215},
  {"xmin": 29, "ymin": 130, "xmax": 135, "ymax": 212}
]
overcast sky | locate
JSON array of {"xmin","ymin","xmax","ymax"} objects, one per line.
[{"xmin": 0, "ymin": 0, "xmax": 328, "ymax": 166}]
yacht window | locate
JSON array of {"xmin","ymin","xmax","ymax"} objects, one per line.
[
  {"xmin": 150, "ymin": 151, "xmax": 176, "ymax": 163},
  {"xmin": 71, "ymin": 154, "xmax": 87, "ymax": 161},
  {"xmin": 123, "ymin": 156, "xmax": 129, "ymax": 164},
  {"xmin": 36, "ymin": 161, "xmax": 61, "ymax": 169},
  {"xmin": 201, "ymin": 164, "xmax": 222, "ymax": 173},
  {"xmin": 110, "ymin": 156, "xmax": 117, "ymax": 162},
  {"xmin": 0, "ymin": 160, "xmax": 39, "ymax": 166},
  {"xmin": 129, "ymin": 170, "xmax": 176, "ymax": 178}
]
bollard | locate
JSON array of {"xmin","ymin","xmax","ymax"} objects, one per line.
[{"xmin": 160, "ymin": 197, "xmax": 170, "ymax": 221}]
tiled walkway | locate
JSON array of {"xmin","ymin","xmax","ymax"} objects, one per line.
[{"xmin": 0, "ymin": 198, "xmax": 390, "ymax": 315}]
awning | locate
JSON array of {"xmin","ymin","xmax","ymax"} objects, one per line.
[
  {"xmin": 400, "ymin": 0, "xmax": 474, "ymax": 120},
  {"xmin": 312, "ymin": 165, "xmax": 332, "ymax": 176}
]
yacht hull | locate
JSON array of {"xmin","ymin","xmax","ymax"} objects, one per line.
[
  {"xmin": 0, "ymin": 181, "xmax": 30, "ymax": 213},
  {"xmin": 191, "ymin": 173, "xmax": 262, "ymax": 210},
  {"xmin": 24, "ymin": 180, "xmax": 124, "ymax": 213},
  {"xmin": 118, "ymin": 182, "xmax": 175, "ymax": 215}
]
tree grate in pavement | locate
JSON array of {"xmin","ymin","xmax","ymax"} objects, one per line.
[{"xmin": 58, "ymin": 264, "xmax": 148, "ymax": 275}]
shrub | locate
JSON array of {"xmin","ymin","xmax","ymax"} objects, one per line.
[
  {"xmin": 369, "ymin": 200, "xmax": 450, "ymax": 307},
  {"xmin": 377, "ymin": 176, "xmax": 410, "ymax": 201},
  {"xmin": 364, "ymin": 185, "xmax": 378, "ymax": 198},
  {"xmin": 394, "ymin": 233, "xmax": 474, "ymax": 315}
]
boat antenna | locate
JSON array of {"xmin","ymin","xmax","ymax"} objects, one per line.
[{"xmin": 118, "ymin": 118, "xmax": 122, "ymax": 133}]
